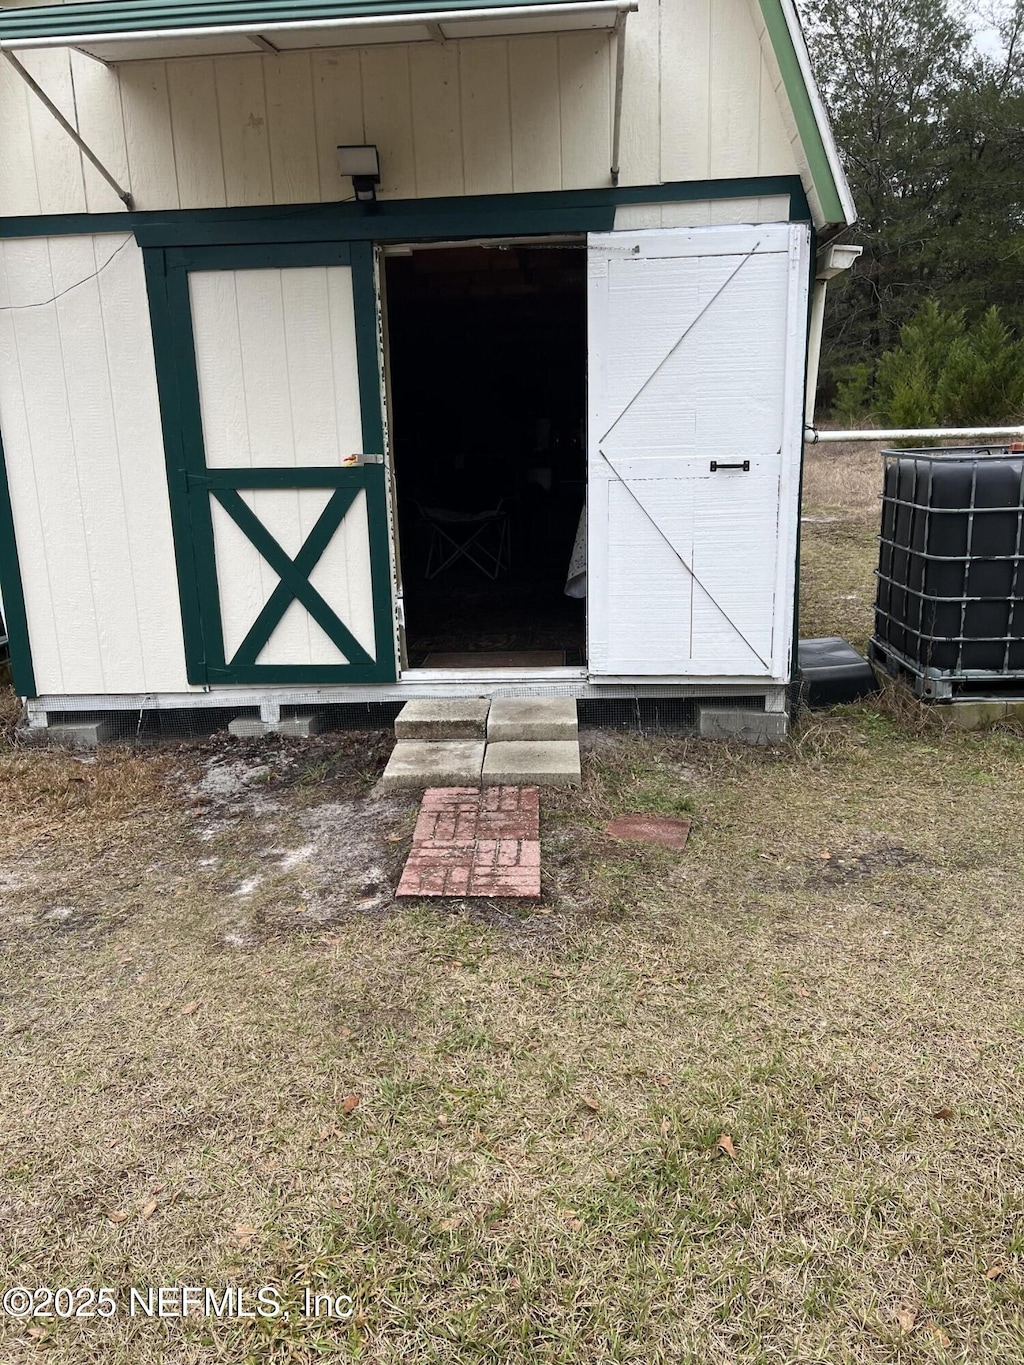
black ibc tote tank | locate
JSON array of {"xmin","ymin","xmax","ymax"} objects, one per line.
[{"xmin": 870, "ymin": 446, "xmax": 1024, "ymax": 698}]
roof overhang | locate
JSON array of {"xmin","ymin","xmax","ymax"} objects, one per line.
[
  {"xmin": 0, "ymin": 0, "xmax": 632, "ymax": 62},
  {"xmin": 756, "ymin": 0, "xmax": 856, "ymax": 228}
]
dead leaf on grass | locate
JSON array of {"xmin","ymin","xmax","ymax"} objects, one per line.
[
  {"xmin": 342, "ymin": 1094, "xmax": 361, "ymax": 1115},
  {"xmin": 439, "ymin": 1216, "xmax": 460, "ymax": 1231},
  {"xmin": 179, "ymin": 1001, "xmax": 200, "ymax": 1016},
  {"xmin": 932, "ymin": 1105, "xmax": 955, "ymax": 1120},
  {"xmin": 986, "ymin": 1265, "xmax": 1005, "ymax": 1280},
  {"xmin": 895, "ymin": 1302, "xmax": 917, "ymax": 1333},
  {"xmin": 580, "ymin": 1095, "xmax": 600, "ymax": 1112},
  {"xmin": 231, "ymin": 1224, "xmax": 259, "ymax": 1249},
  {"xmin": 26, "ymin": 1327, "xmax": 48, "ymax": 1340},
  {"xmin": 139, "ymin": 1200, "xmax": 158, "ymax": 1222},
  {"xmin": 716, "ymin": 1133, "xmax": 737, "ymax": 1159},
  {"xmin": 436, "ymin": 1113, "xmax": 449, "ymax": 1127},
  {"xmin": 106, "ymin": 1210, "xmax": 128, "ymax": 1223},
  {"xmin": 150, "ymin": 1181, "xmax": 168, "ymax": 1195},
  {"xmin": 659, "ymin": 1115, "xmax": 673, "ymax": 1138}
]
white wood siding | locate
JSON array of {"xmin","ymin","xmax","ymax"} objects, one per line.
[
  {"xmin": 0, "ymin": 234, "xmax": 192, "ymax": 694},
  {"xmin": 0, "ymin": 0, "xmax": 801, "ymax": 216},
  {"xmin": 188, "ymin": 266, "xmax": 363, "ymax": 470}
]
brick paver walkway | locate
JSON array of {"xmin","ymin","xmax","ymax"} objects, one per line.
[{"xmin": 396, "ymin": 787, "xmax": 541, "ymax": 898}]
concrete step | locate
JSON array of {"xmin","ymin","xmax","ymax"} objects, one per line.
[
  {"xmin": 486, "ymin": 697, "xmax": 578, "ymax": 742},
  {"xmin": 482, "ymin": 739, "xmax": 581, "ymax": 788},
  {"xmin": 394, "ymin": 698, "xmax": 490, "ymax": 741},
  {"xmin": 379, "ymin": 739, "xmax": 485, "ymax": 791}
]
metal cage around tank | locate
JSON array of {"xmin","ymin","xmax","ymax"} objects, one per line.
[{"xmin": 870, "ymin": 446, "xmax": 1024, "ymax": 699}]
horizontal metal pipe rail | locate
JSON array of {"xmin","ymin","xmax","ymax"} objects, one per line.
[{"xmin": 806, "ymin": 426, "xmax": 1024, "ymax": 443}]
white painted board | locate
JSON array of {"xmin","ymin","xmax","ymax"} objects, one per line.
[
  {"xmin": 0, "ymin": 234, "xmax": 190, "ymax": 696},
  {"xmin": 587, "ymin": 222, "xmax": 810, "ymax": 680}
]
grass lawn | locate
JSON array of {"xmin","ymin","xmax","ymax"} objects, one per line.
[{"xmin": 2, "ymin": 445, "xmax": 1024, "ymax": 1363}]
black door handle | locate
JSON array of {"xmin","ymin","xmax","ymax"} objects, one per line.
[{"xmin": 710, "ymin": 460, "xmax": 750, "ymax": 472}]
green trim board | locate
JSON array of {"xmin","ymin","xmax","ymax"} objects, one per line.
[
  {"xmin": 146, "ymin": 239, "xmax": 397, "ymax": 685},
  {"xmin": 0, "ymin": 428, "xmax": 36, "ymax": 697},
  {"xmin": 757, "ymin": 0, "xmax": 847, "ymax": 226},
  {"xmin": 0, "ymin": 178, "xmax": 812, "ymax": 246}
]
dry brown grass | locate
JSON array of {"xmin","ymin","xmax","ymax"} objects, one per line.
[
  {"xmin": 2, "ymin": 454, "xmax": 1024, "ymax": 1364},
  {"xmin": 799, "ymin": 441, "xmax": 884, "ymax": 651}
]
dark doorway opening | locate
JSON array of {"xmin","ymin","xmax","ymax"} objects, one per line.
[{"xmin": 384, "ymin": 241, "xmax": 587, "ymax": 669}]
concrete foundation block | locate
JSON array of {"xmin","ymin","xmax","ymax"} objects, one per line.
[
  {"xmin": 946, "ymin": 700, "xmax": 1024, "ymax": 730},
  {"xmin": 229, "ymin": 716, "xmax": 272, "ymax": 738},
  {"xmin": 487, "ymin": 697, "xmax": 578, "ymax": 742},
  {"xmin": 394, "ymin": 698, "xmax": 490, "ymax": 741},
  {"xmin": 482, "ymin": 740, "xmax": 581, "ymax": 787},
  {"xmin": 698, "ymin": 707, "xmax": 788, "ymax": 745},
  {"xmin": 45, "ymin": 719, "xmax": 116, "ymax": 748},
  {"xmin": 277, "ymin": 710, "xmax": 326, "ymax": 737},
  {"xmin": 379, "ymin": 740, "xmax": 485, "ymax": 791}
]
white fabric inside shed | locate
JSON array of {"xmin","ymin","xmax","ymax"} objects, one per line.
[
  {"xmin": 189, "ymin": 265, "xmax": 363, "ymax": 469},
  {"xmin": 587, "ymin": 222, "xmax": 809, "ymax": 680},
  {"xmin": 0, "ymin": 234, "xmax": 191, "ymax": 694}
]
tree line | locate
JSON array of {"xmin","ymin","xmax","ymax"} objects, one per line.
[{"xmin": 804, "ymin": 0, "xmax": 1024, "ymax": 423}]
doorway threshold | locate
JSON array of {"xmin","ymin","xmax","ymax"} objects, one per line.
[{"xmin": 400, "ymin": 666, "xmax": 588, "ymax": 686}]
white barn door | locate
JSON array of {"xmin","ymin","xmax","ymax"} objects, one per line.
[{"xmin": 587, "ymin": 224, "xmax": 810, "ymax": 680}]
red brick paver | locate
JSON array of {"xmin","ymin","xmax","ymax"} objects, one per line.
[{"xmin": 397, "ymin": 786, "xmax": 541, "ymax": 898}]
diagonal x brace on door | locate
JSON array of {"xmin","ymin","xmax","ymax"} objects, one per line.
[
  {"xmin": 597, "ymin": 447, "xmax": 770, "ymax": 669},
  {"xmin": 214, "ymin": 488, "xmax": 374, "ymax": 667}
]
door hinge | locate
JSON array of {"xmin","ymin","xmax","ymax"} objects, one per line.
[{"xmin": 395, "ymin": 594, "xmax": 406, "ymax": 628}]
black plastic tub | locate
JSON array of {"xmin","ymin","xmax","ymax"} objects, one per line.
[{"xmin": 870, "ymin": 446, "xmax": 1024, "ymax": 698}]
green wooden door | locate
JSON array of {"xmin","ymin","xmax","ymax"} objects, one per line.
[{"xmin": 146, "ymin": 240, "xmax": 396, "ymax": 686}]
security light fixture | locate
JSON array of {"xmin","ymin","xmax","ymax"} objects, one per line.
[{"xmin": 337, "ymin": 144, "xmax": 380, "ymax": 202}]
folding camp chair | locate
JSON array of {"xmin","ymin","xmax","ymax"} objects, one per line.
[{"xmin": 419, "ymin": 500, "xmax": 511, "ymax": 580}]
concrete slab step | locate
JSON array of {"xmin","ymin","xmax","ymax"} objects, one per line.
[
  {"xmin": 394, "ymin": 698, "xmax": 490, "ymax": 741},
  {"xmin": 482, "ymin": 739, "xmax": 581, "ymax": 788},
  {"xmin": 379, "ymin": 739, "xmax": 485, "ymax": 791},
  {"xmin": 486, "ymin": 697, "xmax": 578, "ymax": 742}
]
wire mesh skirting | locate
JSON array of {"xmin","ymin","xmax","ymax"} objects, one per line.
[
  {"xmin": 872, "ymin": 446, "xmax": 1024, "ymax": 697},
  {"xmin": 20, "ymin": 685, "xmax": 781, "ymax": 746}
]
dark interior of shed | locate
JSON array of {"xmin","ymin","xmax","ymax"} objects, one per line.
[{"xmin": 384, "ymin": 242, "xmax": 587, "ymax": 668}]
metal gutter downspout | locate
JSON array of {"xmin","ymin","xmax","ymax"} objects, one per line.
[{"xmin": 2, "ymin": 50, "xmax": 133, "ymax": 208}]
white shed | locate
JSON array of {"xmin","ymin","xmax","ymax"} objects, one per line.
[{"xmin": 0, "ymin": 0, "xmax": 854, "ymax": 736}]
